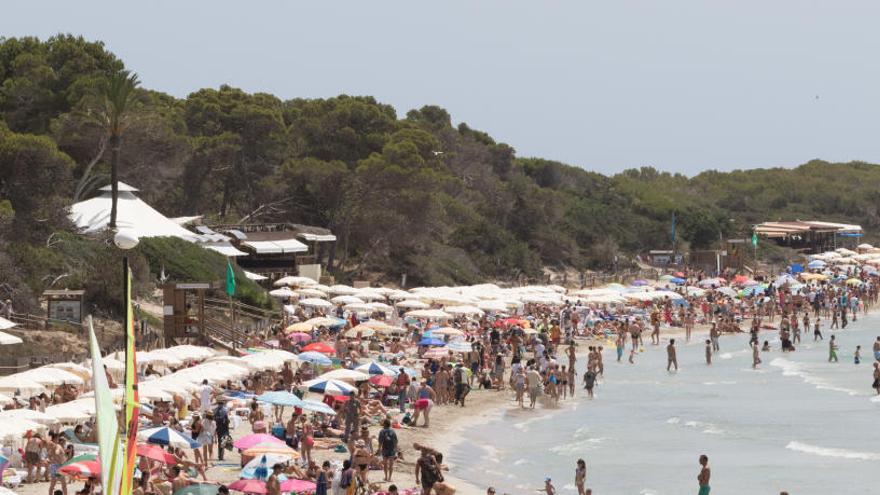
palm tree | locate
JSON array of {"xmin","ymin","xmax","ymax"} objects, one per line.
[{"xmin": 104, "ymin": 69, "xmax": 140, "ymax": 229}]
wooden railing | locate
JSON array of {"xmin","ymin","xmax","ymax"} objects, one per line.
[{"xmin": 8, "ymin": 312, "xmax": 83, "ymax": 333}]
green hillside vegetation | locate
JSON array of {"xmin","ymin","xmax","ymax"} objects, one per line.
[{"xmin": 1, "ymin": 35, "xmax": 878, "ymax": 313}]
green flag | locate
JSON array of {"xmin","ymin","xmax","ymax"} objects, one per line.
[
  {"xmin": 752, "ymin": 231, "xmax": 758, "ymax": 247},
  {"xmin": 225, "ymin": 260, "xmax": 236, "ymax": 296}
]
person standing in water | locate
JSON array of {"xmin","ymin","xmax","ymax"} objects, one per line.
[
  {"xmin": 710, "ymin": 323, "xmax": 720, "ymax": 352},
  {"xmin": 666, "ymin": 339, "xmax": 678, "ymax": 372},
  {"xmin": 697, "ymin": 455, "xmax": 711, "ymax": 495},
  {"xmin": 854, "ymin": 345, "xmax": 861, "ymax": 365},
  {"xmin": 873, "ymin": 336, "xmax": 880, "ymax": 362},
  {"xmin": 705, "ymin": 339, "xmax": 712, "ymax": 365},
  {"xmin": 872, "ymin": 362, "xmax": 880, "ymax": 395},
  {"xmin": 574, "ymin": 459, "xmax": 587, "ymax": 495},
  {"xmin": 752, "ymin": 341, "xmax": 761, "ymax": 369},
  {"xmin": 813, "ymin": 318, "xmax": 823, "ymax": 341},
  {"xmin": 828, "ymin": 335, "xmax": 839, "ymax": 363}
]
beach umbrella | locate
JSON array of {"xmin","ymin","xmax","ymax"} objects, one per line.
[
  {"xmin": 343, "ymin": 325, "xmax": 375, "ymax": 338},
  {"xmin": 242, "ymin": 454, "xmax": 292, "ymax": 480},
  {"xmin": 281, "ymin": 480, "xmax": 317, "ymax": 493},
  {"xmin": 228, "ymin": 479, "xmax": 270, "ymax": 494},
  {"xmin": 344, "ymin": 303, "xmax": 374, "ymax": 313},
  {"xmin": 406, "ymin": 309, "xmax": 452, "ymax": 319},
  {"xmin": 422, "ymin": 348, "xmax": 449, "ymax": 359},
  {"xmin": 285, "ymin": 322, "xmax": 313, "ymax": 333},
  {"xmin": 268, "ymin": 287, "xmax": 297, "ymax": 299},
  {"xmin": 354, "ymin": 361, "xmax": 398, "ymax": 376},
  {"xmin": 59, "ymin": 457, "xmax": 100, "ymax": 479},
  {"xmin": 444, "ymin": 305, "xmax": 485, "ymax": 316},
  {"xmin": 299, "ymin": 298, "xmax": 333, "ymax": 309},
  {"xmin": 431, "ymin": 327, "xmax": 464, "ymax": 337},
  {"xmin": 317, "ymin": 369, "xmax": 370, "ymax": 383},
  {"xmin": 447, "ymin": 341, "xmax": 473, "ymax": 353},
  {"xmin": 301, "ymin": 342, "xmax": 335, "ymax": 355},
  {"xmin": 395, "ymin": 300, "xmax": 429, "ymax": 309},
  {"xmin": 631, "ymin": 279, "xmax": 650, "ymax": 286},
  {"xmin": 327, "ymin": 285, "xmax": 358, "ymax": 295},
  {"xmin": 296, "ymin": 288, "xmax": 327, "ymax": 298},
  {"xmin": 257, "ymin": 391, "xmax": 306, "ymax": 408},
  {"xmin": 354, "ymin": 291, "xmax": 384, "ymax": 301},
  {"xmin": 0, "ymin": 375, "xmax": 47, "ymax": 396},
  {"xmin": 296, "ymin": 351, "xmax": 332, "ymax": 365},
  {"xmin": 807, "ymin": 260, "xmax": 827, "ymax": 269},
  {"xmin": 136, "ymin": 443, "xmax": 177, "ymax": 464},
  {"xmin": 0, "ymin": 408, "xmax": 59, "ymax": 426},
  {"xmin": 274, "ymin": 276, "xmax": 317, "ymax": 288},
  {"xmin": 670, "ymin": 277, "xmax": 686, "ymax": 285},
  {"xmin": 0, "ymin": 331, "xmax": 22, "ymax": 345},
  {"xmin": 174, "ymin": 484, "xmax": 221, "ymax": 495},
  {"xmin": 846, "ymin": 278, "xmax": 864, "ymax": 286},
  {"xmin": 367, "ymin": 302, "xmax": 394, "ymax": 312},
  {"xmin": 476, "ymin": 300, "xmax": 508, "ymax": 312},
  {"xmin": 330, "ymin": 295, "xmax": 364, "ymax": 305},
  {"xmin": 299, "ymin": 399, "xmax": 336, "ymax": 415},
  {"xmin": 233, "ymin": 433, "xmax": 285, "ymax": 450},
  {"xmin": 138, "ymin": 426, "xmax": 199, "ymax": 449},
  {"xmin": 286, "ymin": 332, "xmax": 312, "ymax": 343},
  {"xmin": 304, "ymin": 317, "xmax": 345, "ymax": 328},
  {"xmin": 418, "ymin": 337, "xmax": 446, "ymax": 347},
  {"xmin": 659, "ymin": 274, "xmax": 675, "ymax": 281},
  {"xmin": 44, "ymin": 399, "xmax": 96, "ymax": 423},
  {"xmin": 242, "ymin": 442, "xmax": 300, "ymax": 458},
  {"xmin": 302, "ymin": 377, "xmax": 358, "ymax": 395},
  {"xmin": 369, "ymin": 375, "xmax": 394, "ymax": 388}
]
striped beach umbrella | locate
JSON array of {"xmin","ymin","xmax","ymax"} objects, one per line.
[
  {"xmin": 59, "ymin": 457, "xmax": 100, "ymax": 479},
  {"xmin": 302, "ymin": 377, "xmax": 357, "ymax": 396},
  {"xmin": 138, "ymin": 426, "xmax": 199, "ymax": 449},
  {"xmin": 354, "ymin": 361, "xmax": 398, "ymax": 376}
]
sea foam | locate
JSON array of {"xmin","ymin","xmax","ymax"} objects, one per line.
[{"xmin": 786, "ymin": 441, "xmax": 880, "ymax": 461}]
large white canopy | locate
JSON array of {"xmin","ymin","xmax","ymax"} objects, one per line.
[{"xmin": 69, "ymin": 182, "xmax": 201, "ymax": 241}]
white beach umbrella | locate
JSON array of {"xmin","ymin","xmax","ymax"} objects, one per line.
[
  {"xmin": 476, "ymin": 300, "xmax": 508, "ymax": 312},
  {"xmin": 0, "ymin": 408, "xmax": 60, "ymax": 426},
  {"xmin": 0, "ymin": 331, "xmax": 22, "ymax": 345},
  {"xmin": 0, "ymin": 419, "xmax": 46, "ymax": 443},
  {"xmin": 367, "ymin": 302, "xmax": 393, "ymax": 312},
  {"xmin": 343, "ymin": 303, "xmax": 373, "ymax": 313},
  {"xmin": 44, "ymin": 399, "xmax": 96, "ymax": 423},
  {"xmin": 299, "ymin": 298, "xmax": 333, "ymax": 309},
  {"xmin": 444, "ymin": 305, "xmax": 485, "ymax": 316},
  {"xmin": 396, "ymin": 300, "xmax": 429, "ymax": 309},
  {"xmin": 354, "ymin": 291, "xmax": 384, "ymax": 301},
  {"xmin": 16, "ymin": 368, "xmax": 84, "ymax": 387},
  {"xmin": 0, "ymin": 317, "xmax": 16, "ymax": 330},
  {"xmin": 0, "ymin": 375, "xmax": 47, "ymax": 396},
  {"xmin": 165, "ymin": 345, "xmax": 216, "ymax": 361},
  {"xmin": 316, "ymin": 369, "xmax": 370, "ymax": 383},
  {"xmin": 274, "ymin": 276, "xmax": 317, "ymax": 287},
  {"xmin": 330, "ymin": 295, "xmax": 364, "ymax": 305},
  {"xmin": 327, "ymin": 285, "xmax": 358, "ymax": 295},
  {"xmin": 296, "ymin": 288, "xmax": 328, "ymax": 298},
  {"xmin": 405, "ymin": 309, "xmax": 453, "ymax": 319},
  {"xmin": 343, "ymin": 325, "xmax": 375, "ymax": 338},
  {"xmin": 269, "ymin": 287, "xmax": 297, "ymax": 299},
  {"xmin": 386, "ymin": 290, "xmax": 417, "ymax": 301}
]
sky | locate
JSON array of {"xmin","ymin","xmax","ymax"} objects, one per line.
[{"xmin": 3, "ymin": 0, "xmax": 880, "ymax": 176}]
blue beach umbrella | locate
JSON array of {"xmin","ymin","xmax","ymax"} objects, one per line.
[
  {"xmin": 300, "ymin": 399, "xmax": 337, "ymax": 415},
  {"xmin": 354, "ymin": 361, "xmax": 398, "ymax": 376},
  {"xmin": 138, "ymin": 426, "xmax": 199, "ymax": 449},
  {"xmin": 302, "ymin": 378, "xmax": 357, "ymax": 395},
  {"xmin": 670, "ymin": 277, "xmax": 686, "ymax": 285},
  {"xmin": 297, "ymin": 351, "xmax": 332, "ymax": 365},
  {"xmin": 418, "ymin": 337, "xmax": 445, "ymax": 347}
]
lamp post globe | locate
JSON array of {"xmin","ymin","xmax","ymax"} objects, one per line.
[{"xmin": 114, "ymin": 228, "xmax": 140, "ymax": 250}]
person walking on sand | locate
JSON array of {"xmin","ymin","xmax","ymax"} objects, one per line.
[
  {"xmin": 378, "ymin": 419, "xmax": 398, "ymax": 482},
  {"xmin": 829, "ymin": 335, "xmax": 839, "ymax": 363},
  {"xmin": 575, "ymin": 459, "xmax": 587, "ymax": 495},
  {"xmin": 705, "ymin": 339, "xmax": 712, "ymax": 365},
  {"xmin": 666, "ymin": 339, "xmax": 678, "ymax": 372},
  {"xmin": 697, "ymin": 455, "xmax": 711, "ymax": 495},
  {"xmin": 752, "ymin": 341, "xmax": 761, "ymax": 369}
]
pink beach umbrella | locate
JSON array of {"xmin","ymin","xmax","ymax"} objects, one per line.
[
  {"xmin": 233, "ymin": 433, "xmax": 285, "ymax": 450},
  {"xmin": 288, "ymin": 332, "xmax": 312, "ymax": 344}
]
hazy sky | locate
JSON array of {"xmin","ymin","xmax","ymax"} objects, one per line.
[{"xmin": 3, "ymin": 0, "xmax": 880, "ymax": 175}]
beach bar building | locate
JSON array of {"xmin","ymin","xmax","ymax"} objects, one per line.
[{"xmin": 754, "ymin": 220, "xmax": 863, "ymax": 253}]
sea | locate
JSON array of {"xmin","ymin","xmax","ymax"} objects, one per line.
[{"xmin": 449, "ymin": 314, "xmax": 880, "ymax": 495}]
